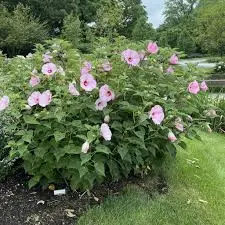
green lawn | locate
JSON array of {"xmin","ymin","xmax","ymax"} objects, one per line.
[{"xmin": 77, "ymin": 132, "xmax": 225, "ymax": 225}]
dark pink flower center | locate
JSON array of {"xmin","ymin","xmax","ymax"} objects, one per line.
[
  {"xmin": 48, "ymin": 69, "xmax": 52, "ymax": 73},
  {"xmin": 84, "ymin": 80, "xmax": 88, "ymax": 86},
  {"xmin": 128, "ymin": 57, "xmax": 132, "ymax": 62},
  {"xmin": 107, "ymin": 91, "xmax": 111, "ymax": 96}
]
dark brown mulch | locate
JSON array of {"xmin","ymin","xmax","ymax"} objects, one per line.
[{"xmin": 0, "ymin": 171, "xmax": 167, "ymax": 225}]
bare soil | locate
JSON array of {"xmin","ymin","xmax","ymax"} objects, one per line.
[{"xmin": 0, "ymin": 171, "xmax": 167, "ymax": 225}]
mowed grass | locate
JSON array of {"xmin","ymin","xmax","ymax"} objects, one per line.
[{"xmin": 77, "ymin": 132, "xmax": 225, "ymax": 225}]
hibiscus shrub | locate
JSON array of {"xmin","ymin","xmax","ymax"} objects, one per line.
[{"xmin": 1, "ymin": 38, "xmax": 209, "ymax": 190}]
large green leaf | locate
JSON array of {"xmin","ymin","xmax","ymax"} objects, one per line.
[
  {"xmin": 81, "ymin": 153, "xmax": 92, "ymax": 165},
  {"xmin": 22, "ymin": 130, "xmax": 33, "ymax": 143},
  {"xmin": 117, "ymin": 145, "xmax": 129, "ymax": 160},
  {"xmin": 28, "ymin": 175, "xmax": 41, "ymax": 189},
  {"xmin": 94, "ymin": 161, "xmax": 105, "ymax": 177},
  {"xmin": 95, "ymin": 145, "xmax": 111, "ymax": 155},
  {"xmin": 54, "ymin": 131, "xmax": 66, "ymax": 142},
  {"xmin": 23, "ymin": 115, "xmax": 40, "ymax": 125}
]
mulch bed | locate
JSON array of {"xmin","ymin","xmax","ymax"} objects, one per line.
[{"xmin": 0, "ymin": 171, "xmax": 168, "ymax": 225}]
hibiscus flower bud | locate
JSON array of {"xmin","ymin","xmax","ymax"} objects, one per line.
[
  {"xmin": 82, "ymin": 141, "xmax": 90, "ymax": 154},
  {"xmin": 104, "ymin": 115, "xmax": 110, "ymax": 123},
  {"xmin": 168, "ymin": 131, "xmax": 177, "ymax": 142}
]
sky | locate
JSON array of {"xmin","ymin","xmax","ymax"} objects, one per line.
[{"xmin": 142, "ymin": 0, "xmax": 165, "ymax": 28}]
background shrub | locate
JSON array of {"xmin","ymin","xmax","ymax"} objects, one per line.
[
  {"xmin": 213, "ymin": 62, "xmax": 225, "ymax": 74},
  {"xmin": 0, "ymin": 4, "xmax": 48, "ymax": 57}
]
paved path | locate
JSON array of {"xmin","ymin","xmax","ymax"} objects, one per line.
[{"xmin": 179, "ymin": 58, "xmax": 216, "ymax": 69}]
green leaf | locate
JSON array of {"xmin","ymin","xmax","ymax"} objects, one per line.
[
  {"xmin": 127, "ymin": 137, "xmax": 146, "ymax": 149},
  {"xmin": 95, "ymin": 145, "xmax": 111, "ymax": 155},
  {"xmin": 117, "ymin": 145, "xmax": 129, "ymax": 159},
  {"xmin": 15, "ymin": 130, "xmax": 25, "ymax": 136},
  {"xmin": 42, "ymin": 122, "xmax": 51, "ymax": 129},
  {"xmin": 79, "ymin": 166, "xmax": 88, "ymax": 178},
  {"xmin": 111, "ymin": 121, "xmax": 123, "ymax": 132},
  {"xmin": 87, "ymin": 131, "xmax": 97, "ymax": 142},
  {"xmin": 134, "ymin": 129, "xmax": 145, "ymax": 142},
  {"xmin": 28, "ymin": 175, "xmax": 41, "ymax": 188},
  {"xmin": 123, "ymin": 121, "xmax": 134, "ymax": 130},
  {"xmin": 94, "ymin": 161, "xmax": 105, "ymax": 177},
  {"xmin": 81, "ymin": 153, "xmax": 92, "ymax": 165},
  {"xmin": 76, "ymin": 135, "xmax": 87, "ymax": 141},
  {"xmin": 64, "ymin": 145, "xmax": 81, "ymax": 155},
  {"xmin": 166, "ymin": 143, "xmax": 177, "ymax": 158},
  {"xmin": 70, "ymin": 172, "xmax": 81, "ymax": 190},
  {"xmin": 139, "ymin": 114, "xmax": 148, "ymax": 124},
  {"xmin": 67, "ymin": 157, "xmax": 81, "ymax": 169},
  {"xmin": 53, "ymin": 148, "xmax": 66, "ymax": 162},
  {"xmin": 34, "ymin": 146, "xmax": 48, "ymax": 159},
  {"xmin": 17, "ymin": 144, "xmax": 29, "ymax": 158},
  {"xmin": 22, "ymin": 130, "xmax": 33, "ymax": 143},
  {"xmin": 54, "ymin": 131, "xmax": 66, "ymax": 142},
  {"xmin": 107, "ymin": 160, "xmax": 121, "ymax": 180},
  {"xmin": 178, "ymin": 141, "xmax": 187, "ymax": 150},
  {"xmin": 24, "ymin": 115, "xmax": 40, "ymax": 125}
]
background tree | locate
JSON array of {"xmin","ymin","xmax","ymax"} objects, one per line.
[
  {"xmin": 0, "ymin": 3, "xmax": 48, "ymax": 56},
  {"xmin": 62, "ymin": 14, "xmax": 82, "ymax": 49},
  {"xmin": 194, "ymin": 0, "xmax": 225, "ymax": 56},
  {"xmin": 95, "ymin": 0, "xmax": 124, "ymax": 38},
  {"xmin": 158, "ymin": 0, "xmax": 199, "ymax": 54},
  {"xmin": 131, "ymin": 16, "xmax": 156, "ymax": 41}
]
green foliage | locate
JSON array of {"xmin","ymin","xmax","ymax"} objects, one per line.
[
  {"xmin": 194, "ymin": 0, "xmax": 225, "ymax": 56},
  {"xmin": 131, "ymin": 17, "xmax": 156, "ymax": 42},
  {"xmin": 205, "ymin": 98, "xmax": 225, "ymax": 133},
  {"xmin": 0, "ymin": 4, "xmax": 49, "ymax": 57},
  {"xmin": 62, "ymin": 14, "xmax": 82, "ymax": 49},
  {"xmin": 158, "ymin": 0, "xmax": 198, "ymax": 54},
  {"xmin": 214, "ymin": 62, "xmax": 225, "ymax": 74},
  {"xmin": 94, "ymin": 0, "xmax": 124, "ymax": 38},
  {"xmin": 159, "ymin": 0, "xmax": 225, "ymax": 56},
  {"xmin": 1, "ymin": 38, "xmax": 209, "ymax": 191}
]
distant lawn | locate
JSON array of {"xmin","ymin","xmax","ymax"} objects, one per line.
[{"xmin": 77, "ymin": 132, "xmax": 225, "ymax": 225}]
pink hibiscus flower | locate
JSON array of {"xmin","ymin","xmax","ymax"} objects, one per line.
[
  {"xmin": 168, "ymin": 131, "xmax": 177, "ymax": 142},
  {"xmin": 81, "ymin": 141, "xmax": 90, "ymax": 154},
  {"xmin": 102, "ymin": 61, "xmax": 112, "ymax": 72},
  {"xmin": 41, "ymin": 63, "xmax": 57, "ymax": 76},
  {"xmin": 121, "ymin": 49, "xmax": 140, "ymax": 66},
  {"xmin": 80, "ymin": 61, "xmax": 92, "ymax": 75},
  {"xmin": 28, "ymin": 91, "xmax": 41, "ymax": 107},
  {"xmin": 200, "ymin": 81, "xmax": 208, "ymax": 92},
  {"xmin": 99, "ymin": 85, "xmax": 115, "ymax": 102},
  {"xmin": 0, "ymin": 96, "xmax": 9, "ymax": 111},
  {"xmin": 43, "ymin": 54, "xmax": 53, "ymax": 63},
  {"xmin": 147, "ymin": 42, "xmax": 159, "ymax": 54},
  {"xmin": 69, "ymin": 83, "xmax": 80, "ymax": 96},
  {"xmin": 39, "ymin": 90, "xmax": 52, "ymax": 107},
  {"xmin": 175, "ymin": 122, "xmax": 184, "ymax": 132},
  {"xmin": 188, "ymin": 81, "xmax": 200, "ymax": 94},
  {"xmin": 100, "ymin": 123, "xmax": 112, "ymax": 141},
  {"xmin": 95, "ymin": 98, "xmax": 107, "ymax": 111},
  {"xmin": 80, "ymin": 73, "xmax": 97, "ymax": 92},
  {"xmin": 29, "ymin": 76, "xmax": 40, "ymax": 87},
  {"xmin": 148, "ymin": 105, "xmax": 165, "ymax": 125},
  {"xmin": 169, "ymin": 54, "xmax": 179, "ymax": 65},
  {"xmin": 166, "ymin": 66, "xmax": 174, "ymax": 74}
]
